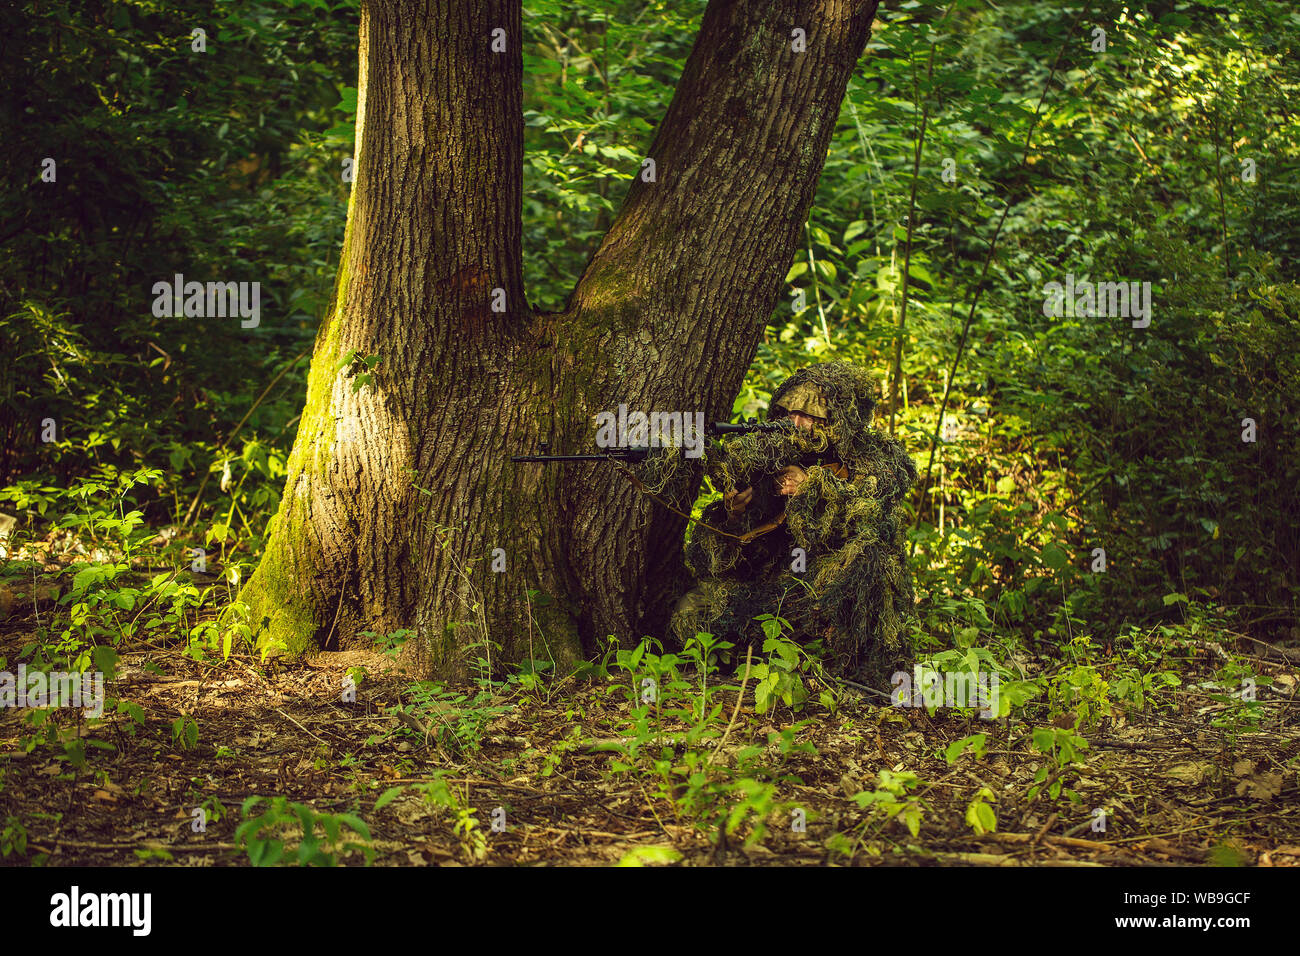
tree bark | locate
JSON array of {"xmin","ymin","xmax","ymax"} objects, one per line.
[{"xmin": 237, "ymin": 0, "xmax": 879, "ymax": 677}]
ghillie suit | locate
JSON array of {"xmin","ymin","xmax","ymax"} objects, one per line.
[{"xmin": 644, "ymin": 363, "xmax": 917, "ymax": 682}]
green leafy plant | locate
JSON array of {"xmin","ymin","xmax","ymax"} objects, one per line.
[
  {"xmin": 235, "ymin": 796, "xmax": 374, "ymax": 867},
  {"xmin": 590, "ymin": 634, "xmax": 814, "ymax": 850},
  {"xmin": 388, "ymin": 681, "xmax": 513, "ymax": 757},
  {"xmin": 379, "ymin": 774, "xmax": 488, "ymax": 862},
  {"xmin": 361, "ymin": 627, "xmax": 414, "ymax": 659},
  {"xmin": 336, "ymin": 350, "xmax": 383, "ymax": 393},
  {"xmin": 171, "ymin": 714, "xmax": 199, "ymax": 751},
  {"xmin": 965, "ymin": 787, "xmax": 998, "ymax": 836},
  {"xmin": 942, "ymin": 732, "xmax": 988, "ymax": 765},
  {"xmin": 1047, "ymin": 662, "xmax": 1112, "ymax": 731},
  {"xmin": 749, "ymin": 616, "xmax": 816, "ymax": 715},
  {"xmin": 850, "ymin": 769, "xmax": 927, "ymax": 838},
  {"xmin": 2, "ymin": 815, "xmax": 28, "ymax": 859},
  {"xmin": 1029, "ymin": 727, "xmax": 1089, "ymax": 804}
]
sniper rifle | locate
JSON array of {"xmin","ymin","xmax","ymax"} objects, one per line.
[{"xmin": 508, "ymin": 418, "xmax": 784, "ymax": 464}]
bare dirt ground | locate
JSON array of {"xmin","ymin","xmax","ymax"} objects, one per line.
[{"xmin": 1, "ymin": 610, "xmax": 1297, "ymax": 867}]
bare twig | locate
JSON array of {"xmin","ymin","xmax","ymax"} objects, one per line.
[{"xmin": 707, "ymin": 646, "xmax": 754, "ymax": 768}]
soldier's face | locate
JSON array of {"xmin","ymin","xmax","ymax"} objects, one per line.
[{"xmin": 787, "ymin": 411, "xmax": 819, "ymax": 431}]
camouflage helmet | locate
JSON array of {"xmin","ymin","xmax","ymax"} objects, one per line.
[
  {"xmin": 773, "ymin": 382, "xmax": 829, "ymax": 420},
  {"xmin": 768, "ymin": 362, "xmax": 878, "ymax": 431}
]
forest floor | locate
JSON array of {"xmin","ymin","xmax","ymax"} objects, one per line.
[{"xmin": 1, "ymin": 592, "xmax": 1298, "ymax": 867}]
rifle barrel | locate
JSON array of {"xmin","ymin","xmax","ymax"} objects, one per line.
[
  {"xmin": 510, "ymin": 451, "xmax": 646, "ymax": 462},
  {"xmin": 511, "ymin": 420, "xmax": 787, "ymax": 464},
  {"xmin": 708, "ymin": 420, "xmax": 786, "ymax": 435}
]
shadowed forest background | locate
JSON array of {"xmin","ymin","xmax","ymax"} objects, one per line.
[{"xmin": 0, "ymin": 0, "xmax": 1297, "ymax": 866}]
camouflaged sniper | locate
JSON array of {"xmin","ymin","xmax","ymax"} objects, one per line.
[{"xmin": 642, "ymin": 362, "xmax": 917, "ymax": 681}]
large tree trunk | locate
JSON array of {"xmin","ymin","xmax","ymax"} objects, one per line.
[{"xmin": 238, "ymin": 0, "xmax": 879, "ymax": 677}]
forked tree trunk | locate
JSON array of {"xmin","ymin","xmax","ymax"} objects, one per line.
[{"xmin": 239, "ymin": 0, "xmax": 878, "ymax": 677}]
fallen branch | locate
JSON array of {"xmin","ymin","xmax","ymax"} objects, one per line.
[{"xmin": 987, "ymin": 832, "xmax": 1121, "ymax": 852}]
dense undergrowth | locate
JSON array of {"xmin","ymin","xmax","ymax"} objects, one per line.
[{"xmin": 1, "ymin": 0, "xmax": 1297, "ymax": 862}]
